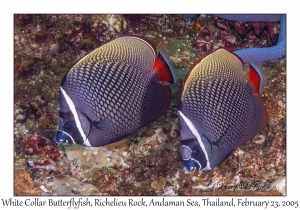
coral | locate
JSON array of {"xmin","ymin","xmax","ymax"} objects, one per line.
[
  {"xmin": 21, "ymin": 134, "xmax": 60, "ymax": 160},
  {"xmin": 194, "ymin": 22, "xmax": 202, "ymax": 31},
  {"xmin": 151, "ymin": 177, "xmax": 167, "ymax": 194},
  {"xmin": 106, "ymin": 14, "xmax": 128, "ymax": 33},
  {"xmin": 190, "ymin": 14, "xmax": 281, "ymax": 59},
  {"xmin": 14, "ymin": 170, "xmax": 41, "ymax": 195},
  {"xmin": 162, "ymin": 186, "xmax": 178, "ymax": 196},
  {"xmin": 27, "ymin": 158, "xmax": 57, "ymax": 171},
  {"xmin": 214, "ymin": 15, "xmax": 280, "ymax": 48}
]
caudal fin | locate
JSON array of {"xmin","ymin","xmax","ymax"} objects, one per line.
[
  {"xmin": 153, "ymin": 52, "xmax": 175, "ymax": 83},
  {"xmin": 249, "ymin": 62, "xmax": 267, "ymax": 95}
]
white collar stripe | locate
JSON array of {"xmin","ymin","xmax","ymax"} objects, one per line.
[
  {"xmin": 191, "ymin": 158, "xmax": 201, "ymax": 169},
  {"xmin": 178, "ymin": 111, "xmax": 211, "ymax": 170},
  {"xmin": 60, "ymin": 87, "xmax": 89, "ymax": 143},
  {"xmin": 82, "ymin": 140, "xmax": 91, "ymax": 147}
]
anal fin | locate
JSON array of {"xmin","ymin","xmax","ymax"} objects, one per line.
[{"xmin": 93, "ymin": 115, "xmax": 111, "ymax": 129}]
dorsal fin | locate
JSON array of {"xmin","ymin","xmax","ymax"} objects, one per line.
[
  {"xmin": 123, "ymin": 35, "xmax": 156, "ymax": 53},
  {"xmin": 183, "ymin": 48, "xmax": 239, "ymax": 87},
  {"xmin": 153, "ymin": 52, "xmax": 174, "ymax": 83},
  {"xmin": 124, "ymin": 36, "xmax": 175, "ymax": 84}
]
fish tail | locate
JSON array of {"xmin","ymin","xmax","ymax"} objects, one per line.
[
  {"xmin": 153, "ymin": 52, "xmax": 176, "ymax": 83},
  {"xmin": 249, "ymin": 62, "xmax": 267, "ymax": 95}
]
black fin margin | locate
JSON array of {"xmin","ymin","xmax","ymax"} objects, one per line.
[{"xmin": 153, "ymin": 52, "xmax": 175, "ymax": 83}]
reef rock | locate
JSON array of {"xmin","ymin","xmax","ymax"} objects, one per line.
[
  {"xmin": 48, "ymin": 175, "xmax": 99, "ymax": 195},
  {"xmin": 64, "ymin": 144, "xmax": 128, "ymax": 169},
  {"xmin": 14, "ymin": 170, "xmax": 41, "ymax": 196}
]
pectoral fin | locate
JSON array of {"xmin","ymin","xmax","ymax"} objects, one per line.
[{"xmin": 93, "ymin": 115, "xmax": 112, "ymax": 129}]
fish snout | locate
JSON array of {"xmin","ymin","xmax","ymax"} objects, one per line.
[
  {"xmin": 183, "ymin": 165, "xmax": 190, "ymax": 174},
  {"xmin": 54, "ymin": 130, "xmax": 75, "ymax": 144},
  {"xmin": 183, "ymin": 159, "xmax": 199, "ymax": 173}
]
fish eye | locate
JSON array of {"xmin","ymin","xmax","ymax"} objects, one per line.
[
  {"xmin": 63, "ymin": 120, "xmax": 75, "ymax": 132},
  {"xmin": 66, "ymin": 124, "xmax": 72, "ymax": 130},
  {"xmin": 193, "ymin": 146, "xmax": 201, "ymax": 157}
]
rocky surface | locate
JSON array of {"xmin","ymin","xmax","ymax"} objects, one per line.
[{"xmin": 14, "ymin": 14, "xmax": 285, "ymax": 196}]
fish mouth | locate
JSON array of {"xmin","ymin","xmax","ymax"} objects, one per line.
[
  {"xmin": 54, "ymin": 130, "xmax": 75, "ymax": 144},
  {"xmin": 183, "ymin": 165, "xmax": 190, "ymax": 174},
  {"xmin": 183, "ymin": 165, "xmax": 198, "ymax": 173},
  {"xmin": 183, "ymin": 158, "xmax": 201, "ymax": 173}
]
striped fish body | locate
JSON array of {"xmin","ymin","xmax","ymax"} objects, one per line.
[
  {"xmin": 178, "ymin": 49, "xmax": 267, "ymax": 171},
  {"xmin": 55, "ymin": 36, "xmax": 173, "ymax": 147}
]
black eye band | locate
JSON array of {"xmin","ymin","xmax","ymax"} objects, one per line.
[
  {"xmin": 66, "ymin": 124, "xmax": 72, "ymax": 130},
  {"xmin": 193, "ymin": 146, "xmax": 201, "ymax": 157},
  {"xmin": 63, "ymin": 120, "xmax": 75, "ymax": 131}
]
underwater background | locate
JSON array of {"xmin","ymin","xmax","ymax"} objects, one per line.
[{"xmin": 14, "ymin": 14, "xmax": 286, "ymax": 196}]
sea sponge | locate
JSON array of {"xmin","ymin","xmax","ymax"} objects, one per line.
[
  {"xmin": 64, "ymin": 144, "xmax": 127, "ymax": 169},
  {"xmin": 50, "ymin": 175, "xmax": 98, "ymax": 195}
]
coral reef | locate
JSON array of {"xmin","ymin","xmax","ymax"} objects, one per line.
[
  {"xmin": 21, "ymin": 134, "xmax": 60, "ymax": 160},
  {"xmin": 14, "ymin": 170, "xmax": 41, "ymax": 195},
  {"xmin": 14, "ymin": 14, "xmax": 286, "ymax": 196}
]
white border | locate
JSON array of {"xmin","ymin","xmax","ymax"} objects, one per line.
[
  {"xmin": 60, "ymin": 87, "xmax": 89, "ymax": 143},
  {"xmin": 178, "ymin": 111, "xmax": 211, "ymax": 170},
  {"xmin": 5, "ymin": 1, "xmax": 297, "ymax": 206}
]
